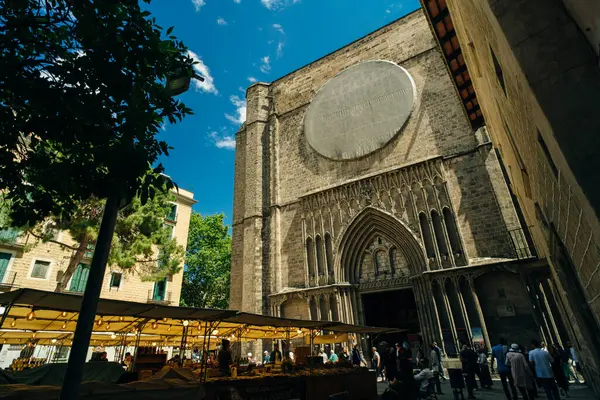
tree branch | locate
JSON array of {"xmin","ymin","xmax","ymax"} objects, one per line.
[{"xmin": 26, "ymin": 229, "xmax": 79, "ymax": 251}]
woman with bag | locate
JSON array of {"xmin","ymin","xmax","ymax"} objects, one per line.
[
  {"xmin": 477, "ymin": 348, "xmax": 493, "ymax": 389},
  {"xmin": 429, "ymin": 343, "xmax": 444, "ymax": 395}
]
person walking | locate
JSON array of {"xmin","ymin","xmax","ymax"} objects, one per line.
[
  {"xmin": 566, "ymin": 341, "xmax": 582, "ymax": 383},
  {"xmin": 372, "ymin": 346, "xmax": 383, "ymax": 380},
  {"xmin": 529, "ymin": 339, "xmax": 560, "ymax": 400},
  {"xmin": 491, "ymin": 338, "xmax": 518, "ymax": 400},
  {"xmin": 218, "ymin": 339, "xmax": 233, "ymax": 376},
  {"xmin": 429, "ymin": 344, "xmax": 444, "ymax": 394},
  {"xmin": 549, "ymin": 344, "xmax": 569, "ymax": 398},
  {"xmin": 460, "ymin": 344, "xmax": 479, "ymax": 399},
  {"xmin": 385, "ymin": 346, "xmax": 399, "ymax": 383},
  {"xmin": 433, "ymin": 342, "xmax": 446, "ymax": 380},
  {"xmin": 505, "ymin": 344, "xmax": 536, "ymax": 400},
  {"xmin": 477, "ymin": 348, "xmax": 493, "ymax": 389},
  {"xmin": 270, "ymin": 344, "xmax": 282, "ymax": 364},
  {"xmin": 359, "ymin": 350, "xmax": 367, "ymax": 367},
  {"xmin": 351, "ymin": 345, "xmax": 361, "ymax": 367}
]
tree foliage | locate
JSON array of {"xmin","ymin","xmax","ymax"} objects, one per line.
[
  {"xmin": 181, "ymin": 213, "xmax": 231, "ymax": 309},
  {"xmin": 0, "ymin": 0, "xmax": 195, "ymax": 227},
  {"xmin": 14, "ymin": 186, "xmax": 184, "ymax": 292}
]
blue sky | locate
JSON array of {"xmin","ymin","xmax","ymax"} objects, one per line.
[{"xmin": 149, "ymin": 0, "xmax": 420, "ymax": 226}]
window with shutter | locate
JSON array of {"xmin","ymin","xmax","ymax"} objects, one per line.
[
  {"xmin": 31, "ymin": 260, "xmax": 51, "ymax": 279},
  {"xmin": 0, "ymin": 252, "xmax": 11, "ymax": 282},
  {"xmin": 110, "ymin": 272, "xmax": 122, "ymax": 289},
  {"xmin": 69, "ymin": 264, "xmax": 90, "ymax": 292},
  {"xmin": 153, "ymin": 279, "xmax": 167, "ymax": 301},
  {"xmin": 166, "ymin": 204, "xmax": 177, "ymax": 222}
]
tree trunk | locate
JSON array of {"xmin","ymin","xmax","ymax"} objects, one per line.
[{"xmin": 55, "ymin": 236, "xmax": 89, "ymax": 292}]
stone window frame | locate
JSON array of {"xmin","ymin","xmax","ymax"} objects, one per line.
[
  {"xmin": 315, "ymin": 234, "xmax": 325, "ymax": 276},
  {"xmin": 324, "ymin": 232, "xmax": 334, "ymax": 278},
  {"xmin": 490, "ymin": 45, "xmax": 506, "ymax": 95},
  {"xmin": 28, "ymin": 258, "xmax": 54, "ymax": 281},
  {"xmin": 306, "ymin": 236, "xmax": 316, "ymax": 279},
  {"xmin": 372, "ymin": 246, "xmax": 389, "ymax": 277},
  {"xmin": 442, "ymin": 206, "xmax": 464, "ymax": 261}
]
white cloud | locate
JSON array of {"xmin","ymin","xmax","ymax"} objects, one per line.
[
  {"xmin": 225, "ymin": 95, "xmax": 246, "ymax": 125},
  {"xmin": 248, "ymin": 76, "xmax": 257, "ymax": 83},
  {"xmin": 259, "ymin": 56, "xmax": 271, "ymax": 74},
  {"xmin": 233, "ymin": 0, "xmax": 241, "ymax": 3},
  {"xmin": 261, "ymin": 0, "xmax": 300, "ymax": 10},
  {"xmin": 273, "ymin": 23, "xmax": 285, "ymax": 34},
  {"xmin": 276, "ymin": 42, "xmax": 284, "ymax": 59},
  {"xmin": 217, "ymin": 17, "xmax": 228, "ymax": 25},
  {"xmin": 386, "ymin": 9, "xmax": 391, "ymax": 14},
  {"xmin": 186, "ymin": 50, "xmax": 218, "ymax": 94},
  {"xmin": 209, "ymin": 131, "xmax": 236, "ymax": 150},
  {"xmin": 192, "ymin": 0, "xmax": 206, "ymax": 12}
]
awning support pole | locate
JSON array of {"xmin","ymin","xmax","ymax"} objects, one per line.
[
  {"xmin": 179, "ymin": 323, "xmax": 189, "ymax": 359},
  {"xmin": 118, "ymin": 333, "xmax": 127, "ymax": 363},
  {"xmin": 131, "ymin": 321, "xmax": 146, "ymax": 371},
  {"xmin": 60, "ymin": 193, "xmax": 120, "ymax": 400},
  {"xmin": 199, "ymin": 322, "xmax": 210, "ymax": 381},
  {"xmin": 203, "ymin": 321, "xmax": 218, "ymax": 383}
]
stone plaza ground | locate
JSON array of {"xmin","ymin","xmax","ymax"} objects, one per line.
[{"xmin": 376, "ymin": 380, "xmax": 595, "ymax": 399}]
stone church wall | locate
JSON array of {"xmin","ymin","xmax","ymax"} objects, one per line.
[{"xmin": 231, "ymin": 9, "xmax": 526, "ymax": 326}]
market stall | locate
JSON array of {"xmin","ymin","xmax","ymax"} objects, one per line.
[{"xmin": 0, "ymin": 289, "xmax": 392, "ymax": 399}]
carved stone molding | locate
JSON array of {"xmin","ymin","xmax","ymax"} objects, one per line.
[
  {"xmin": 268, "ymin": 285, "xmax": 349, "ymax": 307},
  {"xmin": 358, "ymin": 276, "xmax": 411, "ymax": 292}
]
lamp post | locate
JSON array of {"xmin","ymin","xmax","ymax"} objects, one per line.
[{"xmin": 59, "ymin": 72, "xmax": 201, "ymax": 400}]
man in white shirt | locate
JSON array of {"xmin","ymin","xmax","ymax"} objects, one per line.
[
  {"xmin": 414, "ymin": 361, "xmax": 434, "ymax": 394},
  {"xmin": 529, "ymin": 339, "xmax": 560, "ymax": 400},
  {"xmin": 320, "ymin": 349, "xmax": 328, "ymax": 364},
  {"xmin": 566, "ymin": 341, "xmax": 582, "ymax": 382},
  {"xmin": 372, "ymin": 347, "xmax": 382, "ymax": 381}
]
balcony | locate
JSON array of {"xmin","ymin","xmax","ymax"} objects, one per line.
[
  {"xmin": 0, "ymin": 229, "xmax": 28, "ymax": 249},
  {"xmin": 0, "ymin": 271, "xmax": 17, "ymax": 292},
  {"xmin": 147, "ymin": 290, "xmax": 172, "ymax": 305}
]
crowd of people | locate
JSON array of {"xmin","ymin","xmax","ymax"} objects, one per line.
[
  {"xmin": 488, "ymin": 338, "xmax": 583, "ymax": 400},
  {"xmin": 373, "ymin": 337, "xmax": 584, "ymax": 400},
  {"xmin": 366, "ymin": 342, "xmax": 444, "ymax": 399}
]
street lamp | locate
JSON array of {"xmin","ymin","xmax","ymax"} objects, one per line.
[
  {"xmin": 167, "ymin": 71, "xmax": 204, "ymax": 96},
  {"xmin": 59, "ymin": 72, "xmax": 202, "ymax": 400}
]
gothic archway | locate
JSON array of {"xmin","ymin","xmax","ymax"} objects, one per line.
[{"xmin": 335, "ymin": 207, "xmax": 427, "ymax": 283}]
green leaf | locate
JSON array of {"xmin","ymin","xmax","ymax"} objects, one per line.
[
  {"xmin": 181, "ymin": 213, "xmax": 231, "ymax": 309},
  {"xmin": 0, "ymin": 0, "xmax": 195, "ymax": 227}
]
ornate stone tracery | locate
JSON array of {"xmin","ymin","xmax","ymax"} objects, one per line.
[{"xmin": 301, "ymin": 158, "xmax": 467, "ymax": 288}]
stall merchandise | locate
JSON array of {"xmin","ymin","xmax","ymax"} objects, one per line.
[
  {"xmin": 0, "ymin": 288, "xmax": 396, "ymax": 399},
  {"xmin": 9, "ymin": 358, "xmax": 46, "ymax": 372}
]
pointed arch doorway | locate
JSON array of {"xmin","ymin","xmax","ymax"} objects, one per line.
[{"xmin": 335, "ymin": 207, "xmax": 442, "ymax": 349}]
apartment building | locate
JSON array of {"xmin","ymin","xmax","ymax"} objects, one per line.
[{"xmin": 0, "ymin": 188, "xmax": 196, "ymax": 306}]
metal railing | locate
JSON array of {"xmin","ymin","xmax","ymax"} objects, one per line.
[
  {"xmin": 508, "ymin": 227, "xmax": 536, "ymax": 260},
  {"xmin": 0, "ymin": 228, "xmax": 28, "ymax": 247},
  {"xmin": 147, "ymin": 290, "xmax": 172, "ymax": 304},
  {"xmin": 0, "ymin": 271, "xmax": 17, "ymax": 291}
]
